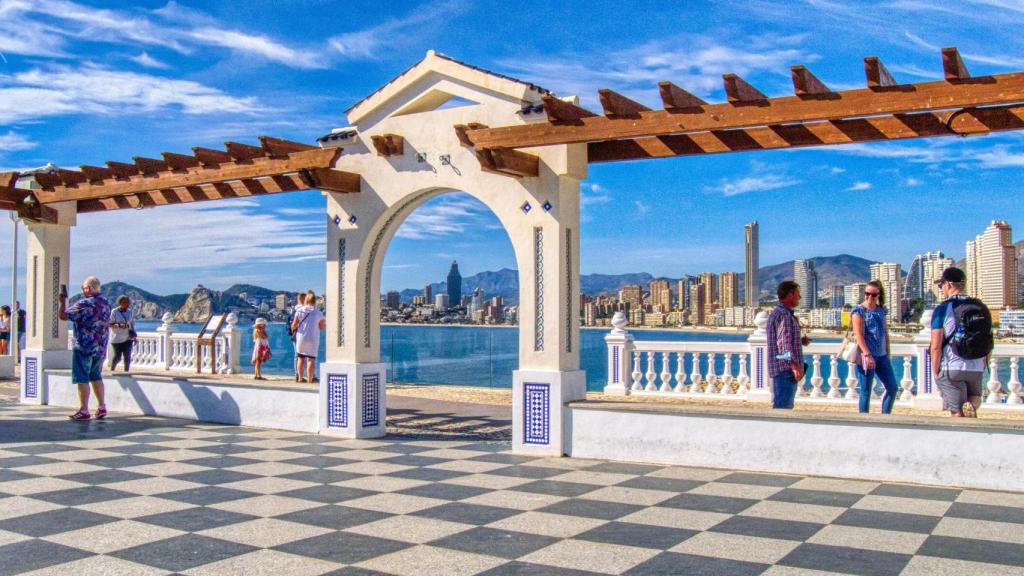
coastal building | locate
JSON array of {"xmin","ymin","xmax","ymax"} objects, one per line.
[
  {"xmin": 793, "ymin": 260, "xmax": 817, "ymax": 311},
  {"xmin": 828, "ymin": 285, "xmax": 845, "ymax": 308},
  {"xmin": 745, "ymin": 221, "xmax": 759, "ymax": 307},
  {"xmin": 649, "ymin": 279, "xmax": 672, "ymax": 312},
  {"xmin": 844, "ymin": 283, "xmax": 866, "ymax": 306},
  {"xmin": 275, "ymin": 293, "xmax": 287, "ymax": 310},
  {"xmin": 698, "ymin": 272, "xmax": 718, "ymax": 323},
  {"xmin": 434, "ymin": 293, "xmax": 450, "ymax": 310},
  {"xmin": 689, "ymin": 283, "xmax": 706, "ymax": 325},
  {"xmin": 967, "ymin": 221, "xmax": 1018, "ymax": 319},
  {"xmin": 424, "ymin": 284, "xmax": 433, "ymax": 303},
  {"xmin": 720, "ymin": 272, "xmax": 738, "ymax": 308},
  {"xmin": 870, "ymin": 262, "xmax": 903, "ymax": 323},
  {"xmin": 412, "ymin": 295, "xmax": 426, "ymax": 306},
  {"xmin": 446, "ymin": 261, "xmax": 462, "ymax": 308},
  {"xmin": 385, "ymin": 291, "xmax": 400, "ymax": 310},
  {"xmin": 620, "ymin": 284, "xmax": 643, "ymax": 310},
  {"xmin": 809, "ymin": 307, "xmax": 844, "ymax": 328},
  {"xmin": 904, "ymin": 251, "xmax": 951, "ymax": 306},
  {"xmin": 998, "ymin": 308, "xmax": 1024, "ymax": 336}
]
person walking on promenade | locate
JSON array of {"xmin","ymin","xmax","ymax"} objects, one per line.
[
  {"xmin": 766, "ymin": 280, "xmax": 811, "ymax": 409},
  {"xmin": 851, "ymin": 280, "xmax": 898, "ymax": 413},
  {"xmin": 0, "ymin": 305, "xmax": 11, "ymax": 356},
  {"xmin": 291, "ymin": 289, "xmax": 325, "ymax": 384},
  {"xmin": 252, "ymin": 318, "xmax": 271, "ymax": 380},
  {"xmin": 59, "ymin": 276, "xmax": 111, "ymax": 420},
  {"xmin": 109, "ymin": 296, "xmax": 136, "ymax": 372},
  {"xmin": 16, "ymin": 301, "xmax": 25, "ymax": 358},
  {"xmin": 930, "ymin": 267, "xmax": 993, "ymax": 417}
]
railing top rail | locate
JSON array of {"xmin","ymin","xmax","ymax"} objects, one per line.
[{"xmin": 632, "ymin": 341, "xmax": 751, "ymax": 353}]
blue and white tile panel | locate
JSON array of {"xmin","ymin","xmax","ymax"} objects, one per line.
[
  {"xmin": 523, "ymin": 382, "xmax": 550, "ymax": 445},
  {"xmin": 362, "ymin": 373, "xmax": 380, "ymax": 427},
  {"xmin": 327, "ymin": 374, "xmax": 348, "ymax": 428}
]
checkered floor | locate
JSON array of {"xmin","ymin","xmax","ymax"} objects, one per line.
[{"xmin": 1, "ymin": 397, "xmax": 1022, "ymax": 575}]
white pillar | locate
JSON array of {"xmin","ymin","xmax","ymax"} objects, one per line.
[
  {"xmin": 20, "ymin": 203, "xmax": 75, "ymax": 405},
  {"xmin": 912, "ymin": 310, "xmax": 943, "ymax": 409},
  {"xmin": 220, "ymin": 313, "xmax": 241, "ymax": 374},
  {"xmin": 747, "ymin": 311, "xmax": 771, "ymax": 402},
  {"xmin": 603, "ymin": 312, "xmax": 632, "ymax": 395},
  {"xmin": 157, "ymin": 313, "xmax": 174, "ymax": 370}
]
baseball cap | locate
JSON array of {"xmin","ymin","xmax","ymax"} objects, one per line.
[{"xmin": 934, "ymin": 267, "xmax": 966, "ymax": 285}]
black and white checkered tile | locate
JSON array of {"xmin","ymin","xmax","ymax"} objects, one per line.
[{"xmin": 1, "ymin": 397, "xmax": 1022, "ymax": 575}]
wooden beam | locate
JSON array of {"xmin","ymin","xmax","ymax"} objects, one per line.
[
  {"xmin": 454, "ymin": 123, "xmax": 488, "ymax": 147},
  {"xmin": 370, "ymin": 135, "xmax": 389, "ymax": 156},
  {"xmin": 0, "ymin": 185, "xmax": 22, "ymax": 211},
  {"xmin": 162, "ymin": 152, "xmax": 200, "ymax": 170},
  {"xmin": 463, "ymin": 70, "xmax": 1024, "ymax": 150},
  {"xmin": 225, "ymin": 142, "xmax": 265, "ymax": 162},
  {"xmin": 260, "ymin": 136, "xmax": 317, "ymax": 157},
  {"xmin": 943, "ymin": 47, "xmax": 970, "ymax": 81},
  {"xmin": 658, "ymin": 81, "xmax": 707, "ymax": 111},
  {"xmin": 57, "ymin": 169, "xmax": 87, "ymax": 186},
  {"xmin": 192, "ymin": 147, "xmax": 232, "ymax": 166},
  {"xmin": 106, "ymin": 161, "xmax": 140, "ymax": 179},
  {"xmin": 370, "ymin": 134, "xmax": 404, "ymax": 157},
  {"xmin": 598, "ymin": 89, "xmax": 650, "ymax": 118},
  {"xmin": 489, "ymin": 148, "xmax": 540, "ymax": 177},
  {"xmin": 305, "ymin": 168, "xmax": 360, "ymax": 193},
  {"xmin": 33, "ymin": 172, "xmax": 61, "ymax": 189},
  {"xmin": 541, "ymin": 95, "xmax": 597, "ymax": 123},
  {"xmin": 865, "ymin": 56, "xmax": 897, "ymax": 88},
  {"xmin": 724, "ymin": 74, "xmax": 768, "ymax": 103},
  {"xmin": 584, "ymin": 106, "xmax": 1024, "ymax": 163},
  {"xmin": 80, "ymin": 165, "xmax": 114, "ymax": 181},
  {"xmin": 791, "ymin": 65, "xmax": 832, "ymax": 95},
  {"xmin": 35, "ymin": 148, "xmax": 339, "ymax": 204},
  {"xmin": 133, "ymin": 156, "xmax": 168, "ymax": 175}
]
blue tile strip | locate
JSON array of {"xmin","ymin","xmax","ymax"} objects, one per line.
[
  {"xmin": 362, "ymin": 373, "xmax": 380, "ymax": 427},
  {"xmin": 24, "ymin": 357, "xmax": 37, "ymax": 399},
  {"xmin": 327, "ymin": 374, "xmax": 348, "ymax": 428},
  {"xmin": 523, "ymin": 382, "xmax": 550, "ymax": 445}
]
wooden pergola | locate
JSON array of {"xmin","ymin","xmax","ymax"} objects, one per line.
[
  {"xmin": 0, "ymin": 137, "xmax": 359, "ymax": 223},
  {"xmin": 458, "ymin": 47, "xmax": 1024, "ymax": 173}
]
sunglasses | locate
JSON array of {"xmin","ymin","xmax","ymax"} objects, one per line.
[{"xmin": 865, "ymin": 292, "xmax": 881, "ymax": 297}]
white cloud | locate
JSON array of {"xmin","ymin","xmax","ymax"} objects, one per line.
[
  {"xmin": 328, "ymin": 2, "xmax": 463, "ymax": 60},
  {"xmin": 581, "ymin": 182, "xmax": 612, "ymax": 206},
  {"xmin": 187, "ymin": 28, "xmax": 325, "ymax": 69},
  {"xmin": 394, "ymin": 194, "xmax": 498, "ymax": 240},
  {"xmin": 633, "ymin": 200, "xmax": 650, "ymax": 216},
  {"xmin": 830, "ymin": 167, "xmax": 846, "ymax": 174},
  {"xmin": 0, "ymin": 64, "xmax": 263, "ymax": 123},
  {"xmin": 129, "ymin": 52, "xmax": 170, "ymax": 69},
  {"xmin": 847, "ymin": 181, "xmax": 872, "ymax": 191},
  {"xmin": 0, "ymin": 131, "xmax": 36, "ymax": 151},
  {"xmin": 904, "ymin": 177, "xmax": 922, "ymax": 186}
]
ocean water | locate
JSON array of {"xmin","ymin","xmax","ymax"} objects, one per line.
[{"xmin": 139, "ymin": 321, "xmax": 908, "ymax": 392}]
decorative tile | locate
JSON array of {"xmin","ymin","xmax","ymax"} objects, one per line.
[
  {"xmin": 362, "ymin": 373, "xmax": 380, "ymax": 428},
  {"xmin": 327, "ymin": 374, "xmax": 348, "ymax": 429},
  {"xmin": 523, "ymin": 383, "xmax": 550, "ymax": 445}
]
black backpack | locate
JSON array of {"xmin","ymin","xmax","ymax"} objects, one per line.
[{"xmin": 944, "ymin": 297, "xmax": 994, "ymax": 360}]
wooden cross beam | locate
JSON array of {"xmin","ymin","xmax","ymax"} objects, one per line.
[
  {"xmin": 942, "ymin": 47, "xmax": 970, "ymax": 81},
  {"xmin": 598, "ymin": 89, "xmax": 650, "ymax": 118},
  {"xmin": 791, "ymin": 65, "xmax": 832, "ymax": 96},
  {"xmin": 658, "ymin": 81, "xmax": 707, "ymax": 111},
  {"xmin": 370, "ymin": 134, "xmax": 404, "ymax": 157}
]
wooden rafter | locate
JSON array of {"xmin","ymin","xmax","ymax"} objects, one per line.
[
  {"xmin": 942, "ymin": 47, "xmax": 970, "ymax": 81},
  {"xmin": 542, "ymin": 95, "xmax": 597, "ymax": 123},
  {"xmin": 658, "ymin": 81, "xmax": 706, "ymax": 111},
  {"xmin": 27, "ymin": 138, "xmax": 359, "ymax": 213},
  {"xmin": 598, "ymin": 89, "xmax": 650, "ymax": 118},
  {"xmin": 370, "ymin": 134, "xmax": 404, "ymax": 157},
  {"xmin": 723, "ymin": 74, "xmax": 767, "ymax": 103},
  {"xmin": 791, "ymin": 65, "xmax": 832, "ymax": 96},
  {"xmin": 461, "ymin": 48, "xmax": 1024, "ymax": 153}
]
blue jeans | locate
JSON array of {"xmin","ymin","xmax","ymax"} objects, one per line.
[
  {"xmin": 71, "ymin": 350, "xmax": 103, "ymax": 384},
  {"xmin": 856, "ymin": 354, "xmax": 898, "ymax": 414},
  {"xmin": 772, "ymin": 372, "xmax": 798, "ymax": 409}
]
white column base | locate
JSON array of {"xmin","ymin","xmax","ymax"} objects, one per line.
[
  {"xmin": 912, "ymin": 393, "xmax": 944, "ymax": 410},
  {"xmin": 318, "ymin": 362, "xmax": 387, "ymax": 438},
  {"xmin": 20, "ymin": 349, "xmax": 71, "ymax": 405},
  {"xmin": 513, "ymin": 369, "xmax": 586, "ymax": 456}
]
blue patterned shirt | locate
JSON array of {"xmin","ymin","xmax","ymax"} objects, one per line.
[
  {"xmin": 766, "ymin": 303, "xmax": 802, "ymax": 378},
  {"xmin": 66, "ymin": 294, "xmax": 111, "ymax": 358}
]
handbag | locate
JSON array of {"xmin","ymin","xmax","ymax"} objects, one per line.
[{"xmin": 838, "ymin": 332, "xmax": 861, "ymax": 364}]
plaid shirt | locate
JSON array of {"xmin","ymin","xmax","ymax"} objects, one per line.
[{"xmin": 766, "ymin": 303, "xmax": 802, "ymax": 378}]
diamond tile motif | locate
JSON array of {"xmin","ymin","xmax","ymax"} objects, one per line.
[
  {"xmin": 522, "ymin": 382, "xmax": 550, "ymax": 445},
  {"xmin": 327, "ymin": 373, "xmax": 348, "ymax": 429}
]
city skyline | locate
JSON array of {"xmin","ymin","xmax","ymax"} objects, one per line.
[{"xmin": 0, "ymin": 2, "xmax": 1023, "ymax": 297}]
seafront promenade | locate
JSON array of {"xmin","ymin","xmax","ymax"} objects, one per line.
[{"xmin": 2, "ymin": 380, "xmax": 1023, "ymax": 575}]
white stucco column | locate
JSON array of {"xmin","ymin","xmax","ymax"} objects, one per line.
[
  {"xmin": 604, "ymin": 312, "xmax": 633, "ymax": 396},
  {"xmin": 319, "ymin": 190, "xmax": 386, "ymax": 438},
  {"xmin": 21, "ymin": 202, "xmax": 75, "ymax": 405},
  {"xmin": 746, "ymin": 311, "xmax": 772, "ymax": 403}
]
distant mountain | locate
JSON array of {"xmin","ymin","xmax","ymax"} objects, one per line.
[
  {"xmin": 70, "ymin": 280, "xmax": 189, "ymax": 321},
  {"xmin": 173, "ymin": 285, "xmax": 254, "ymax": 323},
  {"xmin": 401, "ymin": 268, "xmax": 521, "ymax": 305}
]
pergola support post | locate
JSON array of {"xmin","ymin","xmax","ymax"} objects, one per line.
[{"xmin": 21, "ymin": 202, "xmax": 75, "ymax": 405}]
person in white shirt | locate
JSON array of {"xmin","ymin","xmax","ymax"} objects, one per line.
[{"xmin": 291, "ymin": 290, "xmax": 325, "ymax": 384}]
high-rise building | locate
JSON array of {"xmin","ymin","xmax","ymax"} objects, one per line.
[
  {"xmin": 446, "ymin": 261, "xmax": 462, "ymax": 307},
  {"xmin": 469, "ymin": 287, "xmax": 485, "ymax": 316},
  {"xmin": 689, "ymin": 283, "xmax": 706, "ymax": 325},
  {"xmin": 720, "ymin": 272, "xmax": 739, "ymax": 308},
  {"xmin": 424, "ymin": 284, "xmax": 433, "ymax": 303},
  {"xmin": 844, "ymin": 283, "xmax": 866, "ymax": 307},
  {"xmin": 967, "ymin": 220, "xmax": 1018, "ymax": 316},
  {"xmin": 793, "ymin": 260, "xmax": 818, "ymax": 311},
  {"xmin": 828, "ymin": 285, "xmax": 845, "ymax": 308},
  {"xmin": 434, "ymin": 293, "xmax": 450, "ymax": 310},
  {"xmin": 649, "ymin": 279, "xmax": 672, "ymax": 312},
  {"xmin": 275, "ymin": 293, "xmax": 287, "ymax": 310},
  {"xmin": 698, "ymin": 272, "xmax": 718, "ymax": 320},
  {"xmin": 904, "ymin": 251, "xmax": 952, "ymax": 307},
  {"xmin": 385, "ymin": 291, "xmax": 400, "ymax": 310},
  {"xmin": 745, "ymin": 221, "xmax": 759, "ymax": 307},
  {"xmin": 870, "ymin": 262, "xmax": 903, "ymax": 323},
  {"xmin": 620, "ymin": 285, "xmax": 643, "ymax": 310}
]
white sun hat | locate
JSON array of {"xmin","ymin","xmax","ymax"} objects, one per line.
[{"xmin": 254, "ymin": 318, "xmax": 268, "ymax": 326}]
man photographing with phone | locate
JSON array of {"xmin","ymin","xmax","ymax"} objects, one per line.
[{"xmin": 59, "ymin": 276, "xmax": 111, "ymax": 420}]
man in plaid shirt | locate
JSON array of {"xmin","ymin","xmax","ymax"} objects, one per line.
[{"xmin": 766, "ymin": 280, "xmax": 811, "ymax": 409}]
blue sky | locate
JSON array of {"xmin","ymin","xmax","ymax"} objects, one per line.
[{"xmin": 2, "ymin": 0, "xmax": 1024, "ymax": 297}]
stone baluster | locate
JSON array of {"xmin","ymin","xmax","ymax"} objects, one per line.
[
  {"xmin": 156, "ymin": 312, "xmax": 174, "ymax": 371},
  {"xmin": 912, "ymin": 310, "xmax": 943, "ymax": 409},
  {"xmin": 746, "ymin": 311, "xmax": 771, "ymax": 402},
  {"xmin": 720, "ymin": 354, "xmax": 734, "ymax": 395},
  {"xmin": 827, "ymin": 355, "xmax": 842, "ymax": 398},
  {"xmin": 644, "ymin": 351, "xmax": 657, "ymax": 392},
  {"xmin": 220, "ymin": 313, "xmax": 241, "ymax": 374},
  {"xmin": 737, "ymin": 353, "xmax": 750, "ymax": 394},
  {"xmin": 1006, "ymin": 357, "xmax": 1022, "ymax": 404},
  {"xmin": 689, "ymin": 352, "xmax": 703, "ymax": 393},
  {"xmin": 899, "ymin": 355, "xmax": 915, "ymax": 401},
  {"xmin": 809, "ymin": 354, "xmax": 824, "ymax": 397},
  {"xmin": 985, "ymin": 357, "xmax": 1003, "ymax": 404},
  {"xmin": 673, "ymin": 352, "xmax": 687, "ymax": 393},
  {"xmin": 704, "ymin": 352, "xmax": 717, "ymax": 394},
  {"xmin": 630, "ymin": 351, "xmax": 643, "ymax": 391},
  {"xmin": 604, "ymin": 312, "xmax": 634, "ymax": 396},
  {"xmin": 844, "ymin": 361, "xmax": 859, "ymax": 399},
  {"xmin": 659, "ymin": 352, "xmax": 672, "ymax": 392}
]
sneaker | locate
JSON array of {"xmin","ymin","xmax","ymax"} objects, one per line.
[
  {"xmin": 962, "ymin": 402, "xmax": 978, "ymax": 418},
  {"xmin": 96, "ymin": 405, "xmax": 107, "ymax": 419},
  {"xmin": 69, "ymin": 410, "xmax": 91, "ymax": 421}
]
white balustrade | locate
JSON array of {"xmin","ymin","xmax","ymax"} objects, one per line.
[
  {"xmin": 986, "ymin": 357, "xmax": 1003, "ymax": 404},
  {"xmin": 737, "ymin": 353, "xmax": 750, "ymax": 393},
  {"xmin": 659, "ymin": 352, "xmax": 672, "ymax": 392},
  {"xmin": 809, "ymin": 355, "xmax": 824, "ymax": 397},
  {"xmin": 673, "ymin": 352, "xmax": 687, "ymax": 392},
  {"xmin": 900, "ymin": 355, "xmax": 915, "ymax": 401},
  {"xmin": 1007, "ymin": 357, "xmax": 1022, "ymax": 404},
  {"xmin": 644, "ymin": 351, "xmax": 657, "ymax": 392},
  {"xmin": 827, "ymin": 355, "xmax": 842, "ymax": 398},
  {"xmin": 689, "ymin": 352, "xmax": 702, "ymax": 393},
  {"xmin": 704, "ymin": 353, "xmax": 717, "ymax": 394},
  {"xmin": 720, "ymin": 354, "xmax": 734, "ymax": 395}
]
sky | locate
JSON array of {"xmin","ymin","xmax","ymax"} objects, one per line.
[{"xmin": 2, "ymin": 0, "xmax": 1024, "ymax": 298}]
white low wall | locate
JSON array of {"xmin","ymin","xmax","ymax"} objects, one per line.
[
  {"xmin": 46, "ymin": 372, "xmax": 319, "ymax": 433},
  {"xmin": 566, "ymin": 403, "xmax": 1024, "ymax": 492}
]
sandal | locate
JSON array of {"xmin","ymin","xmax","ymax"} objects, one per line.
[
  {"xmin": 69, "ymin": 410, "xmax": 91, "ymax": 421},
  {"xmin": 96, "ymin": 405, "xmax": 107, "ymax": 419}
]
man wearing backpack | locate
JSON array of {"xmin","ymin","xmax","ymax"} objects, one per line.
[{"xmin": 929, "ymin": 267, "xmax": 994, "ymax": 417}]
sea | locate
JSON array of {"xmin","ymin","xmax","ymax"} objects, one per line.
[{"xmin": 135, "ymin": 321, "xmax": 911, "ymax": 393}]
